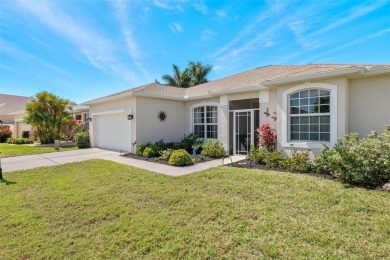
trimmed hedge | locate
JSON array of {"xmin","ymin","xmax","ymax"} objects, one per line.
[
  {"xmin": 7, "ymin": 138, "xmax": 34, "ymax": 145},
  {"xmin": 75, "ymin": 132, "xmax": 90, "ymax": 149},
  {"xmin": 168, "ymin": 149, "xmax": 194, "ymax": 166}
]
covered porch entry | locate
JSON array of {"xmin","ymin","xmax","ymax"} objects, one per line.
[{"xmin": 228, "ymin": 98, "xmax": 260, "ymax": 155}]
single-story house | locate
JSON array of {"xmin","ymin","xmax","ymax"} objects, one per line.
[
  {"xmin": 83, "ymin": 64, "xmax": 390, "ymax": 155},
  {"xmin": 0, "ymin": 94, "xmax": 34, "ymax": 138}
]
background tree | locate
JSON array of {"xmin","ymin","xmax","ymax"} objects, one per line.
[
  {"xmin": 24, "ymin": 91, "xmax": 72, "ymax": 144},
  {"xmin": 188, "ymin": 61, "xmax": 212, "ymax": 86},
  {"xmin": 161, "ymin": 64, "xmax": 191, "ymax": 88},
  {"xmin": 161, "ymin": 61, "xmax": 212, "ymax": 88}
]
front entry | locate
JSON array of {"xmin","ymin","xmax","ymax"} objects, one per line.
[{"xmin": 232, "ymin": 109, "xmax": 260, "ymax": 155}]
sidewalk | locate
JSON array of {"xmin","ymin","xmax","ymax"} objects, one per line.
[{"xmin": 1, "ymin": 148, "xmax": 245, "ymax": 176}]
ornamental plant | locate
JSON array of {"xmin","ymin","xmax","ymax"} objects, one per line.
[
  {"xmin": 201, "ymin": 140, "xmax": 226, "ymax": 158},
  {"xmin": 0, "ymin": 125, "xmax": 12, "ymax": 143},
  {"xmin": 168, "ymin": 149, "xmax": 194, "ymax": 166},
  {"xmin": 257, "ymin": 123, "xmax": 277, "ymax": 151},
  {"xmin": 75, "ymin": 131, "xmax": 90, "ymax": 149}
]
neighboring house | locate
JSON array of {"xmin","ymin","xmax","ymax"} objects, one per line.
[
  {"xmin": 83, "ymin": 64, "xmax": 390, "ymax": 155},
  {"xmin": 0, "ymin": 94, "xmax": 34, "ymax": 138},
  {"xmin": 71, "ymin": 105, "xmax": 90, "ymax": 123}
]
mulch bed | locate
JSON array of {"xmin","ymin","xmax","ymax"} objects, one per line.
[
  {"xmin": 121, "ymin": 153, "xmax": 215, "ymax": 166},
  {"xmin": 225, "ymin": 159, "xmax": 335, "ymax": 179}
]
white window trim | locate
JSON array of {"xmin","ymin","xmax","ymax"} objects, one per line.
[
  {"xmin": 190, "ymin": 102, "xmax": 219, "ymax": 140},
  {"xmin": 282, "ymin": 82, "xmax": 337, "ymax": 149}
]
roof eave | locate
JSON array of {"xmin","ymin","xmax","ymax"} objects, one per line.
[
  {"xmin": 261, "ymin": 67, "xmax": 366, "ymax": 87},
  {"xmin": 208, "ymin": 85, "xmax": 269, "ymax": 96},
  {"xmin": 133, "ymin": 92, "xmax": 184, "ymax": 101},
  {"xmin": 82, "ymin": 91, "xmax": 134, "ymax": 105}
]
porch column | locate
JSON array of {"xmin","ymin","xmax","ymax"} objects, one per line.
[{"xmin": 219, "ymin": 95, "xmax": 229, "ymax": 152}]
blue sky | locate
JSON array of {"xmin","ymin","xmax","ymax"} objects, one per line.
[{"xmin": 1, "ymin": 0, "xmax": 389, "ymax": 103}]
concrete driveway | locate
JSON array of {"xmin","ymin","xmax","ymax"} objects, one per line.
[
  {"xmin": 1, "ymin": 148, "xmax": 244, "ymax": 176},
  {"xmin": 2, "ymin": 148, "xmax": 120, "ymax": 172}
]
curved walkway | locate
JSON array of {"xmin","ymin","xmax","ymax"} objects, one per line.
[{"xmin": 1, "ymin": 148, "xmax": 244, "ymax": 176}]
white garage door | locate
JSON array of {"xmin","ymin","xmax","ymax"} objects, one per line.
[{"xmin": 94, "ymin": 112, "xmax": 131, "ymax": 152}]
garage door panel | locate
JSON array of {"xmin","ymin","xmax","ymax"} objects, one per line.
[{"xmin": 95, "ymin": 113, "xmax": 131, "ymax": 152}]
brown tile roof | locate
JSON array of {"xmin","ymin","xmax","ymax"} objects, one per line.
[
  {"xmin": 84, "ymin": 64, "xmax": 389, "ymax": 103},
  {"xmin": 0, "ymin": 94, "xmax": 34, "ymax": 115}
]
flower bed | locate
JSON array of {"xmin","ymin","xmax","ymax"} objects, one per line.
[{"xmin": 121, "ymin": 153, "xmax": 214, "ymax": 166}]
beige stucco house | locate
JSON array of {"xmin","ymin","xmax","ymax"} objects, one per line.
[
  {"xmin": 83, "ymin": 64, "xmax": 390, "ymax": 155},
  {"xmin": 0, "ymin": 94, "xmax": 34, "ymax": 138},
  {"xmin": 0, "ymin": 94, "xmax": 90, "ymax": 139}
]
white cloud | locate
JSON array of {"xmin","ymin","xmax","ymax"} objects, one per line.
[
  {"xmin": 111, "ymin": 0, "xmax": 149, "ymax": 79},
  {"xmin": 0, "ymin": 38, "xmax": 70, "ymax": 76},
  {"xmin": 304, "ymin": 28, "xmax": 390, "ymax": 62},
  {"xmin": 12, "ymin": 0, "xmax": 138, "ymax": 82},
  {"xmin": 170, "ymin": 23, "xmax": 183, "ymax": 34},
  {"xmin": 153, "ymin": 0, "xmax": 184, "ymax": 12},
  {"xmin": 201, "ymin": 29, "xmax": 216, "ymax": 41},
  {"xmin": 216, "ymin": 9, "xmax": 226, "ymax": 18},
  {"xmin": 193, "ymin": 2, "xmax": 208, "ymax": 14},
  {"xmin": 311, "ymin": 0, "xmax": 387, "ymax": 37}
]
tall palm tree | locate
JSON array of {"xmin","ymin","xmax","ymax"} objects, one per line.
[
  {"xmin": 161, "ymin": 64, "xmax": 191, "ymax": 88},
  {"xmin": 188, "ymin": 61, "xmax": 212, "ymax": 86}
]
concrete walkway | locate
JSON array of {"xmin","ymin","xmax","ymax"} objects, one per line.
[{"xmin": 1, "ymin": 148, "xmax": 245, "ymax": 176}]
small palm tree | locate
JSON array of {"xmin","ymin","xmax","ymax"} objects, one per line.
[
  {"xmin": 162, "ymin": 64, "xmax": 191, "ymax": 88},
  {"xmin": 188, "ymin": 61, "xmax": 212, "ymax": 86}
]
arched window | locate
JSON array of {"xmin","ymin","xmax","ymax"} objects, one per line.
[
  {"xmin": 289, "ymin": 89, "xmax": 330, "ymax": 141},
  {"xmin": 193, "ymin": 106, "xmax": 218, "ymax": 139}
]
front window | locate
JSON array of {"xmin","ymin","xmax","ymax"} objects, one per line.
[
  {"xmin": 75, "ymin": 114, "xmax": 82, "ymax": 121},
  {"xmin": 289, "ymin": 89, "xmax": 330, "ymax": 142},
  {"xmin": 193, "ymin": 106, "xmax": 218, "ymax": 139}
]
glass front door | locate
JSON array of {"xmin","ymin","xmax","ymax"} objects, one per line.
[{"xmin": 233, "ymin": 110, "xmax": 254, "ymax": 155}]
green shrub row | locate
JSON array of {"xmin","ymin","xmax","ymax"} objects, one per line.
[
  {"xmin": 247, "ymin": 146, "xmax": 312, "ymax": 173},
  {"xmin": 247, "ymin": 126, "xmax": 390, "ymax": 188},
  {"xmin": 136, "ymin": 137, "xmax": 227, "ymax": 161},
  {"xmin": 7, "ymin": 137, "xmax": 34, "ymax": 145}
]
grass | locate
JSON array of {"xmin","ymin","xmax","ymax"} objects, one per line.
[
  {"xmin": 0, "ymin": 143, "xmax": 78, "ymax": 158},
  {"xmin": 1, "ymin": 160, "xmax": 389, "ymax": 259}
]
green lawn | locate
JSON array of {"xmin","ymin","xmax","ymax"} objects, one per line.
[
  {"xmin": 0, "ymin": 143, "xmax": 78, "ymax": 158},
  {"xmin": 1, "ymin": 160, "xmax": 389, "ymax": 259}
]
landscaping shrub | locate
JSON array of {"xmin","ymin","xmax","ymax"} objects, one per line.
[
  {"xmin": 168, "ymin": 149, "xmax": 194, "ymax": 166},
  {"xmin": 143, "ymin": 147, "xmax": 157, "ymax": 158},
  {"xmin": 201, "ymin": 140, "xmax": 226, "ymax": 158},
  {"xmin": 246, "ymin": 145, "xmax": 267, "ymax": 165},
  {"xmin": 180, "ymin": 133, "xmax": 202, "ymax": 153},
  {"xmin": 159, "ymin": 148, "xmax": 174, "ymax": 160},
  {"xmin": 0, "ymin": 125, "xmax": 12, "ymax": 143},
  {"xmin": 7, "ymin": 137, "xmax": 34, "ymax": 144},
  {"xmin": 75, "ymin": 132, "xmax": 90, "ymax": 149},
  {"xmin": 283, "ymin": 148, "xmax": 312, "ymax": 173},
  {"xmin": 136, "ymin": 143, "xmax": 150, "ymax": 156},
  {"xmin": 151, "ymin": 139, "xmax": 168, "ymax": 153},
  {"xmin": 257, "ymin": 123, "xmax": 277, "ymax": 151},
  {"xmin": 22, "ymin": 131, "xmax": 30, "ymax": 138},
  {"xmin": 263, "ymin": 151, "xmax": 286, "ymax": 168},
  {"xmin": 313, "ymin": 126, "xmax": 390, "ymax": 187}
]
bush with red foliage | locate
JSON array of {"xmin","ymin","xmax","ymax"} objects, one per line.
[
  {"xmin": 256, "ymin": 123, "xmax": 277, "ymax": 151},
  {"xmin": 0, "ymin": 125, "xmax": 13, "ymax": 143}
]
